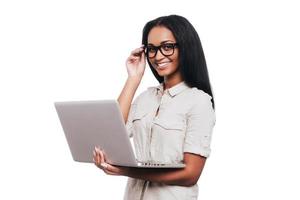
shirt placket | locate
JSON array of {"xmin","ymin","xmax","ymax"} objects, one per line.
[
  {"xmin": 140, "ymin": 91, "xmax": 165, "ymax": 200},
  {"xmin": 149, "ymin": 91, "xmax": 168, "ymax": 161}
]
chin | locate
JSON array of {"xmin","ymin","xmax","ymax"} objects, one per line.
[
  {"xmin": 156, "ymin": 70, "xmax": 170, "ymax": 77},
  {"xmin": 157, "ymin": 67, "xmax": 176, "ymax": 76}
]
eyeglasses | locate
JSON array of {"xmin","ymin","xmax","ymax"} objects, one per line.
[{"xmin": 145, "ymin": 43, "xmax": 179, "ymax": 58}]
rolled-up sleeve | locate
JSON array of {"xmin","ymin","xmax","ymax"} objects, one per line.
[{"xmin": 183, "ymin": 93, "xmax": 216, "ymax": 157}]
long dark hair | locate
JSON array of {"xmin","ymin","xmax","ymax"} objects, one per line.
[{"xmin": 142, "ymin": 15, "xmax": 215, "ymax": 109}]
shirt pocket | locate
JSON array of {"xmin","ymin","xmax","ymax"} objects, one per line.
[
  {"xmin": 153, "ymin": 115, "xmax": 185, "ymax": 131},
  {"xmin": 132, "ymin": 107, "xmax": 148, "ymax": 122},
  {"xmin": 151, "ymin": 115, "xmax": 186, "ymax": 163},
  {"xmin": 131, "ymin": 107, "xmax": 149, "ymax": 132}
]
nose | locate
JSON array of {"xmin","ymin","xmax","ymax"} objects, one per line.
[{"xmin": 155, "ymin": 49, "xmax": 165, "ymax": 60}]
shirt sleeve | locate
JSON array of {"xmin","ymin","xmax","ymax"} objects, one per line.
[
  {"xmin": 125, "ymin": 99, "xmax": 138, "ymax": 138},
  {"xmin": 183, "ymin": 93, "xmax": 216, "ymax": 157}
]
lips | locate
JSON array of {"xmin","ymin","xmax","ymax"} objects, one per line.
[{"xmin": 155, "ymin": 62, "xmax": 171, "ymax": 69}]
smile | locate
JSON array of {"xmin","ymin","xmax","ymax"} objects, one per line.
[{"xmin": 156, "ymin": 62, "xmax": 171, "ymax": 69}]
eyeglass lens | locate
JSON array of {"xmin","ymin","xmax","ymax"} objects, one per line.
[{"xmin": 146, "ymin": 43, "xmax": 177, "ymax": 58}]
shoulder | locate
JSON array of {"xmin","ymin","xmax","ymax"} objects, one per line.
[
  {"xmin": 187, "ymin": 87, "xmax": 213, "ymax": 104},
  {"xmin": 186, "ymin": 87, "xmax": 215, "ymax": 116},
  {"xmin": 132, "ymin": 86, "xmax": 157, "ymax": 105}
]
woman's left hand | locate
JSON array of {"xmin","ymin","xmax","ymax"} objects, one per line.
[{"xmin": 93, "ymin": 146, "xmax": 130, "ymax": 176}]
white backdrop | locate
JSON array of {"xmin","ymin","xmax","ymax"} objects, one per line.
[{"xmin": 1, "ymin": 0, "xmax": 299, "ymax": 199}]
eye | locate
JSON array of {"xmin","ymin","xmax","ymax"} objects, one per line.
[
  {"xmin": 147, "ymin": 46, "xmax": 156, "ymax": 53},
  {"xmin": 162, "ymin": 43, "xmax": 174, "ymax": 51}
]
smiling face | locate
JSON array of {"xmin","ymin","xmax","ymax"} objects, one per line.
[{"xmin": 147, "ymin": 26, "xmax": 182, "ymax": 85}]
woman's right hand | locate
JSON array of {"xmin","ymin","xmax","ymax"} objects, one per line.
[{"xmin": 125, "ymin": 45, "xmax": 146, "ymax": 80}]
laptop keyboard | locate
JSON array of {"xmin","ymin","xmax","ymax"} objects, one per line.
[
  {"xmin": 136, "ymin": 160, "xmax": 166, "ymax": 166},
  {"xmin": 141, "ymin": 162, "xmax": 165, "ymax": 166}
]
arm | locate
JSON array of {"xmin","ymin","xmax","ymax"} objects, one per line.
[
  {"xmin": 125, "ymin": 153, "xmax": 206, "ymax": 187},
  {"xmin": 94, "ymin": 147, "xmax": 206, "ymax": 187},
  {"xmin": 117, "ymin": 45, "xmax": 145, "ymax": 123},
  {"xmin": 117, "ymin": 77, "xmax": 141, "ymax": 123},
  {"xmin": 94, "ymin": 87, "xmax": 215, "ymax": 187}
]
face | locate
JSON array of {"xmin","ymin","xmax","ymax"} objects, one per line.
[{"xmin": 147, "ymin": 26, "xmax": 181, "ymax": 81}]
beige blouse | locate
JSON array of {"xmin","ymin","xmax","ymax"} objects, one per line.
[{"xmin": 123, "ymin": 81, "xmax": 216, "ymax": 200}]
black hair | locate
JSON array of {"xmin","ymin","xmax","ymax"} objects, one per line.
[{"xmin": 142, "ymin": 15, "xmax": 215, "ymax": 109}]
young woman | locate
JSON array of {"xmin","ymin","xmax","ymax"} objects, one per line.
[{"xmin": 93, "ymin": 15, "xmax": 216, "ymax": 200}]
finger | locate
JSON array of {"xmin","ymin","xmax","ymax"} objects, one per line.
[
  {"xmin": 95, "ymin": 146, "xmax": 101, "ymax": 156},
  {"xmin": 99, "ymin": 149, "xmax": 105, "ymax": 163},
  {"xmin": 131, "ymin": 47, "xmax": 144, "ymax": 54},
  {"xmin": 93, "ymin": 150, "xmax": 100, "ymax": 166},
  {"xmin": 95, "ymin": 146, "xmax": 104, "ymax": 163},
  {"xmin": 141, "ymin": 50, "xmax": 145, "ymax": 61},
  {"xmin": 95, "ymin": 146, "xmax": 100, "ymax": 152},
  {"xmin": 102, "ymin": 163, "xmax": 119, "ymax": 175},
  {"xmin": 101, "ymin": 163, "xmax": 111, "ymax": 174},
  {"xmin": 102, "ymin": 150, "xmax": 108, "ymax": 162},
  {"xmin": 95, "ymin": 149, "xmax": 101, "ymax": 165},
  {"xmin": 128, "ymin": 55, "xmax": 138, "ymax": 62},
  {"xmin": 131, "ymin": 47, "xmax": 145, "ymax": 56},
  {"xmin": 103, "ymin": 169, "xmax": 117, "ymax": 176},
  {"xmin": 100, "ymin": 162, "xmax": 108, "ymax": 169}
]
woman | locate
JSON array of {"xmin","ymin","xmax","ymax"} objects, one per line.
[{"xmin": 93, "ymin": 15, "xmax": 216, "ymax": 200}]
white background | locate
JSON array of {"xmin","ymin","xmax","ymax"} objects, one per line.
[{"xmin": 1, "ymin": 0, "xmax": 299, "ymax": 199}]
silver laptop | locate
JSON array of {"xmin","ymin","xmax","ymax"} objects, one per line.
[{"xmin": 54, "ymin": 100, "xmax": 185, "ymax": 168}]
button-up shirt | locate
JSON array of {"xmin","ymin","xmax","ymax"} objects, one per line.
[{"xmin": 123, "ymin": 81, "xmax": 216, "ymax": 200}]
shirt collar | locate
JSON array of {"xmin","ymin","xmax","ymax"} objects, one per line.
[{"xmin": 156, "ymin": 81, "xmax": 190, "ymax": 97}]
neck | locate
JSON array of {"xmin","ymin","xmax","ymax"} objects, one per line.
[{"xmin": 163, "ymin": 72, "xmax": 183, "ymax": 90}]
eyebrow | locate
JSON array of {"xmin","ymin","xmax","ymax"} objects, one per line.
[{"xmin": 148, "ymin": 40, "xmax": 175, "ymax": 45}]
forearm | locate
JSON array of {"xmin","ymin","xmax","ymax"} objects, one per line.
[
  {"xmin": 117, "ymin": 77, "xmax": 141, "ymax": 123},
  {"xmin": 95, "ymin": 151, "xmax": 205, "ymax": 187},
  {"xmin": 125, "ymin": 167, "xmax": 197, "ymax": 187}
]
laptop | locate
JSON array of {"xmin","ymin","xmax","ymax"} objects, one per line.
[{"xmin": 54, "ymin": 100, "xmax": 185, "ymax": 168}]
